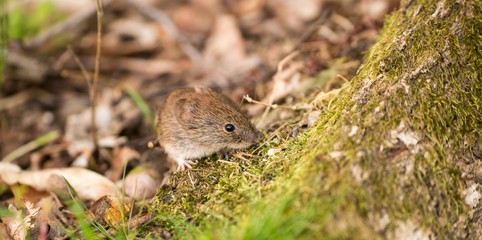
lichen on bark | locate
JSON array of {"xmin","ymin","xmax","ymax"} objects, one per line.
[{"xmin": 150, "ymin": 0, "xmax": 482, "ymax": 239}]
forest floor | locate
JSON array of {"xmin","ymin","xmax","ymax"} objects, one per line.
[{"xmin": 0, "ymin": 0, "xmax": 399, "ymax": 238}]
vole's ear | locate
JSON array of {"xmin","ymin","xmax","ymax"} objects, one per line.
[{"xmin": 174, "ymin": 98, "xmax": 197, "ymax": 126}]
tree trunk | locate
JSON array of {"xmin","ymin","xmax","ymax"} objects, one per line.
[{"xmin": 152, "ymin": 0, "xmax": 482, "ymax": 239}]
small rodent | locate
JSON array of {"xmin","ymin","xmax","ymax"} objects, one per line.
[{"xmin": 157, "ymin": 86, "xmax": 260, "ymax": 171}]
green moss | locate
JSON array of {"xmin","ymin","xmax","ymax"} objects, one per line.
[{"xmin": 149, "ymin": 0, "xmax": 482, "ymax": 239}]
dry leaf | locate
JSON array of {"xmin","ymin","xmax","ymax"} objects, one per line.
[
  {"xmin": 89, "ymin": 195, "xmax": 131, "ymax": 229},
  {"xmin": 248, "ymin": 61, "xmax": 304, "ymax": 116},
  {"xmin": 173, "ymin": 5, "xmax": 213, "ymax": 34},
  {"xmin": 268, "ymin": 0, "xmax": 323, "ymax": 30},
  {"xmin": 108, "ymin": 146, "xmax": 140, "ymax": 181},
  {"xmin": 0, "ymin": 163, "xmax": 119, "ymax": 201},
  {"xmin": 1, "ymin": 203, "xmax": 35, "ymax": 240},
  {"xmin": 203, "ymin": 14, "xmax": 252, "ymax": 85},
  {"xmin": 0, "ymin": 223, "xmax": 13, "ymax": 240},
  {"xmin": 102, "ymin": 19, "xmax": 159, "ymax": 55},
  {"xmin": 122, "ymin": 165, "xmax": 164, "ymax": 200},
  {"xmin": 65, "ymin": 90, "xmax": 128, "ymax": 159}
]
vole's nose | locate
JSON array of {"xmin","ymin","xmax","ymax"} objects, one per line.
[{"xmin": 249, "ymin": 130, "xmax": 260, "ymax": 144}]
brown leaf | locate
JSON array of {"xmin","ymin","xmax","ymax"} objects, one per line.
[
  {"xmin": 108, "ymin": 146, "xmax": 140, "ymax": 181},
  {"xmin": 0, "ymin": 163, "xmax": 119, "ymax": 201},
  {"xmin": 89, "ymin": 195, "xmax": 131, "ymax": 229},
  {"xmin": 203, "ymin": 15, "xmax": 246, "ymax": 76},
  {"xmin": 102, "ymin": 19, "xmax": 160, "ymax": 56},
  {"xmin": 122, "ymin": 164, "xmax": 165, "ymax": 200}
]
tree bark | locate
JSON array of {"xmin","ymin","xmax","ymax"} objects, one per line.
[{"xmin": 152, "ymin": 0, "xmax": 482, "ymax": 239}]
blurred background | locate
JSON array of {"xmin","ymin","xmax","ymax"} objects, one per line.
[{"xmin": 0, "ymin": 0, "xmax": 399, "ymax": 180}]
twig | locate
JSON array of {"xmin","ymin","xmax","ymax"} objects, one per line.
[
  {"xmin": 91, "ymin": 0, "xmax": 104, "ymax": 152},
  {"xmin": 147, "ymin": 139, "xmax": 159, "ymax": 149},
  {"xmin": 244, "ymin": 95, "xmax": 280, "ymax": 109},
  {"xmin": 187, "ymin": 171, "xmax": 196, "ymax": 188},
  {"xmin": 289, "ymin": 9, "xmax": 332, "ymax": 55},
  {"xmin": 1, "ymin": 130, "xmax": 60, "ymax": 163},
  {"xmin": 217, "ymin": 159, "xmax": 238, "ymax": 165},
  {"xmin": 336, "ymin": 74, "xmax": 349, "ymax": 83},
  {"xmin": 311, "ymin": 88, "xmax": 341, "ymax": 109},
  {"xmin": 68, "ymin": 47, "xmax": 92, "ymax": 90},
  {"xmin": 125, "ymin": 214, "xmax": 152, "ymax": 229},
  {"xmin": 249, "ymin": 10, "xmax": 332, "ymax": 125},
  {"xmin": 243, "ymin": 171, "xmax": 257, "ymax": 178},
  {"xmin": 258, "ymin": 9, "xmax": 332, "ymax": 84},
  {"xmin": 121, "ymin": 0, "xmax": 203, "ymax": 67},
  {"xmin": 257, "ymin": 51, "xmax": 299, "ymax": 127},
  {"xmin": 244, "ymin": 95, "xmax": 311, "ymax": 111}
]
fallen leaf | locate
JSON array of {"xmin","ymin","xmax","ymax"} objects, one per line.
[
  {"xmin": 173, "ymin": 5, "xmax": 213, "ymax": 34},
  {"xmin": 0, "ymin": 223, "xmax": 13, "ymax": 240},
  {"xmin": 65, "ymin": 90, "xmax": 129, "ymax": 159},
  {"xmin": 108, "ymin": 146, "xmax": 140, "ymax": 181},
  {"xmin": 102, "ymin": 19, "xmax": 159, "ymax": 56},
  {"xmin": 0, "ymin": 163, "xmax": 119, "ymax": 201},
  {"xmin": 89, "ymin": 195, "xmax": 131, "ymax": 229},
  {"xmin": 1, "ymin": 203, "xmax": 32, "ymax": 240},
  {"xmin": 122, "ymin": 165, "xmax": 164, "ymax": 200},
  {"xmin": 202, "ymin": 14, "xmax": 261, "ymax": 87},
  {"xmin": 268, "ymin": 0, "xmax": 323, "ymax": 30}
]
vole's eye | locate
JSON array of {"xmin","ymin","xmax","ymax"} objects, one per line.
[{"xmin": 224, "ymin": 123, "xmax": 235, "ymax": 132}]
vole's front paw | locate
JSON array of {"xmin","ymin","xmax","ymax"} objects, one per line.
[{"xmin": 176, "ymin": 160, "xmax": 198, "ymax": 171}]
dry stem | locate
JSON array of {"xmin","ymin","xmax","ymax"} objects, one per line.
[{"xmin": 93, "ymin": 0, "xmax": 104, "ymax": 150}]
